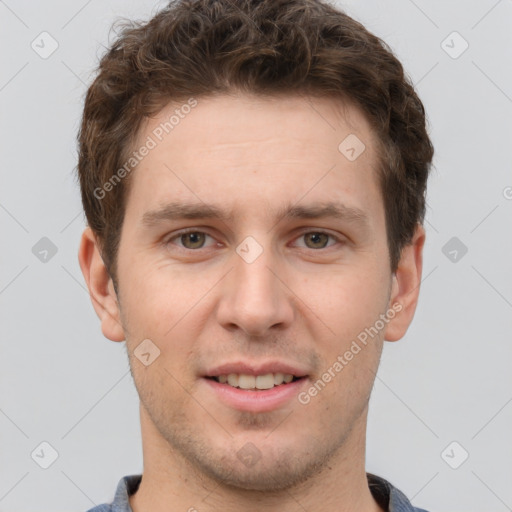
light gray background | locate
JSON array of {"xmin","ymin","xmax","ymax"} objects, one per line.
[{"xmin": 1, "ymin": 1, "xmax": 511, "ymax": 511}]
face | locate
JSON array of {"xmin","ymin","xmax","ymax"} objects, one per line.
[{"xmin": 80, "ymin": 92, "xmax": 423, "ymax": 492}]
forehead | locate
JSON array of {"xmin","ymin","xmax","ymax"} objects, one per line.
[
  {"xmin": 125, "ymin": 93, "xmax": 383, "ymax": 225},
  {"xmin": 138, "ymin": 93, "xmax": 375, "ymax": 157}
]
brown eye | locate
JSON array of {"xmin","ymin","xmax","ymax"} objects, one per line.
[
  {"xmin": 180, "ymin": 232, "xmax": 206, "ymax": 249},
  {"xmin": 303, "ymin": 232, "xmax": 331, "ymax": 249}
]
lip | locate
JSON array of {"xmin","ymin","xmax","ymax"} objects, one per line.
[
  {"xmin": 204, "ymin": 360, "xmax": 309, "ymax": 378},
  {"xmin": 202, "ymin": 376, "xmax": 309, "ymax": 413}
]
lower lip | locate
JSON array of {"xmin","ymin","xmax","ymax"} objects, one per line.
[{"xmin": 202, "ymin": 377, "xmax": 308, "ymax": 413}]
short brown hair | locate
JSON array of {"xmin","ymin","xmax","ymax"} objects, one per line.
[{"xmin": 77, "ymin": 0, "xmax": 434, "ymax": 285}]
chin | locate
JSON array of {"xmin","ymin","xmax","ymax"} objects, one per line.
[{"xmin": 199, "ymin": 451, "xmax": 331, "ymax": 492}]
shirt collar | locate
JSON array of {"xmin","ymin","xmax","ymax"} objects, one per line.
[{"xmin": 106, "ymin": 472, "xmax": 427, "ymax": 512}]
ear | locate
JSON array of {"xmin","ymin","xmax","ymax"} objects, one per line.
[
  {"xmin": 384, "ymin": 224, "xmax": 425, "ymax": 342},
  {"xmin": 78, "ymin": 227, "xmax": 125, "ymax": 342}
]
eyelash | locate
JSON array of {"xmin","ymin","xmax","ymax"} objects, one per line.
[{"xmin": 164, "ymin": 228, "xmax": 344, "ymax": 251}]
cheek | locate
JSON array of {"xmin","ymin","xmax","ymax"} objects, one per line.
[
  {"xmin": 294, "ymin": 263, "xmax": 391, "ymax": 340},
  {"xmin": 120, "ymin": 260, "xmax": 188, "ymax": 326},
  {"xmin": 120, "ymin": 264, "xmax": 212, "ymax": 363}
]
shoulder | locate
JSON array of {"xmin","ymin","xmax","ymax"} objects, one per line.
[
  {"xmin": 84, "ymin": 475, "xmax": 142, "ymax": 512},
  {"xmin": 367, "ymin": 472, "xmax": 431, "ymax": 512},
  {"xmin": 85, "ymin": 506, "xmax": 112, "ymax": 512}
]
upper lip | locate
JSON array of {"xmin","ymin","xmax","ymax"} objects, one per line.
[{"xmin": 204, "ymin": 361, "xmax": 309, "ymax": 378}]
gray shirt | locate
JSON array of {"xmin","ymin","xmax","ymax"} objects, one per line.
[{"xmin": 85, "ymin": 473, "xmax": 430, "ymax": 511}]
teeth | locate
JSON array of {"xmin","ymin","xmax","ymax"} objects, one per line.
[
  {"xmin": 227, "ymin": 374, "xmax": 238, "ymax": 387},
  {"xmin": 238, "ymin": 374, "xmax": 256, "ymax": 389},
  {"xmin": 215, "ymin": 373, "xmax": 297, "ymax": 389},
  {"xmin": 256, "ymin": 374, "xmax": 275, "ymax": 389}
]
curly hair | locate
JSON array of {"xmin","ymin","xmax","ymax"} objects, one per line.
[{"xmin": 76, "ymin": 0, "xmax": 434, "ymax": 284}]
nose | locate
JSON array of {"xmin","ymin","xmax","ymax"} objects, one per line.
[{"xmin": 215, "ymin": 241, "xmax": 295, "ymax": 337}]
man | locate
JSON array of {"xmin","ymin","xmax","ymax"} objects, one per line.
[{"xmin": 77, "ymin": 0, "xmax": 434, "ymax": 510}]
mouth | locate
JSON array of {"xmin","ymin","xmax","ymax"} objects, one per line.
[
  {"xmin": 205, "ymin": 372, "xmax": 305, "ymax": 391},
  {"xmin": 202, "ymin": 368, "xmax": 309, "ymax": 413}
]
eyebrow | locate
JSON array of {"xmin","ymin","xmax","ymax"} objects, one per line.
[{"xmin": 141, "ymin": 201, "xmax": 369, "ymax": 229}]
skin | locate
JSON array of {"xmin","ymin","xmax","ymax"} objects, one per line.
[{"xmin": 79, "ymin": 92, "xmax": 424, "ymax": 512}]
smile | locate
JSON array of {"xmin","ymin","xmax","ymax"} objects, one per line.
[{"xmin": 209, "ymin": 372, "xmax": 299, "ymax": 390}]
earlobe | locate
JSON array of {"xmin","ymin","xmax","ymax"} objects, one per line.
[
  {"xmin": 384, "ymin": 224, "xmax": 425, "ymax": 342},
  {"xmin": 78, "ymin": 227, "xmax": 125, "ymax": 342}
]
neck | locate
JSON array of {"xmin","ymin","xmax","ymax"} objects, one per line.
[{"xmin": 129, "ymin": 405, "xmax": 384, "ymax": 512}]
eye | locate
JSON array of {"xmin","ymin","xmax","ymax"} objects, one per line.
[
  {"xmin": 293, "ymin": 231, "xmax": 340, "ymax": 250},
  {"xmin": 166, "ymin": 230, "xmax": 216, "ymax": 250},
  {"xmin": 165, "ymin": 229, "xmax": 342, "ymax": 252}
]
